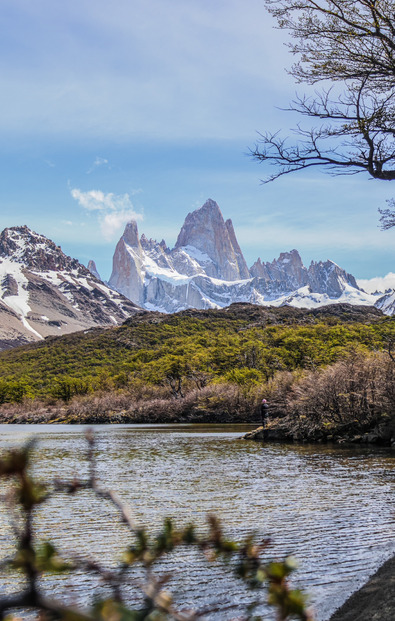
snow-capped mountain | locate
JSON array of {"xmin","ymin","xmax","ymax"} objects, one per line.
[
  {"xmin": 375, "ymin": 289, "xmax": 395, "ymax": 315},
  {"xmin": 0, "ymin": 226, "xmax": 139, "ymax": 350},
  {"xmin": 108, "ymin": 198, "xmax": 392, "ymax": 314}
]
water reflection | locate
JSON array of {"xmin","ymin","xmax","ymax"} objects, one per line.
[{"xmin": 0, "ymin": 424, "xmax": 394, "ymax": 620}]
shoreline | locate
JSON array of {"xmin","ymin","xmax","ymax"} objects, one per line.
[
  {"xmin": 243, "ymin": 420, "xmax": 395, "ymax": 448},
  {"xmin": 329, "ymin": 553, "xmax": 395, "ymax": 621},
  {"xmin": 0, "ymin": 414, "xmax": 394, "ymax": 448}
]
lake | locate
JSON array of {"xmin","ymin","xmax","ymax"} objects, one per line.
[{"xmin": 0, "ymin": 424, "xmax": 394, "ymax": 620}]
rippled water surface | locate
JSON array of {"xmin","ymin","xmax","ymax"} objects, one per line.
[{"xmin": 0, "ymin": 424, "xmax": 394, "ymax": 620}]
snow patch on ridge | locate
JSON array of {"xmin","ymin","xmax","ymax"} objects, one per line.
[
  {"xmin": 0, "ymin": 258, "xmax": 43, "ymax": 338},
  {"xmin": 180, "ymin": 245, "xmax": 213, "ymax": 266},
  {"xmin": 143, "ymin": 255, "xmax": 192, "ymax": 285},
  {"xmin": 270, "ymin": 284, "xmax": 380, "ymax": 310}
]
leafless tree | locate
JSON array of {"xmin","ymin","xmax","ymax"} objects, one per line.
[{"xmin": 252, "ymin": 0, "xmax": 395, "ymax": 202}]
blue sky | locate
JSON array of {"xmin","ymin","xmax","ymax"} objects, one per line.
[{"xmin": 0, "ymin": 0, "xmax": 394, "ymax": 286}]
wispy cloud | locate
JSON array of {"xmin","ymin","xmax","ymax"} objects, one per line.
[
  {"xmin": 71, "ymin": 188, "xmax": 143, "ymax": 240},
  {"xmin": 357, "ymin": 273, "xmax": 395, "ymax": 294},
  {"xmin": 86, "ymin": 156, "xmax": 109, "ymax": 174}
]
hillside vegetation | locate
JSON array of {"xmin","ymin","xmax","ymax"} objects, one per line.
[{"xmin": 0, "ymin": 303, "xmax": 394, "ymax": 440}]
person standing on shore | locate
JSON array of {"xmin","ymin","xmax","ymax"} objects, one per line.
[{"xmin": 260, "ymin": 398, "xmax": 269, "ymax": 431}]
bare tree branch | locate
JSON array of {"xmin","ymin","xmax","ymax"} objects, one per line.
[
  {"xmin": 379, "ymin": 199, "xmax": 395, "ymax": 228},
  {"xmin": 252, "ymin": 1, "xmax": 395, "ymax": 187}
]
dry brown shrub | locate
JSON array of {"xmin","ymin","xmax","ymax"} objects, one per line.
[
  {"xmin": 0, "ymin": 382, "xmax": 261, "ymax": 424},
  {"xmin": 284, "ymin": 351, "xmax": 395, "ymax": 437}
]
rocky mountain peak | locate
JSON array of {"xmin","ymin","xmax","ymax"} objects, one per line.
[
  {"xmin": 122, "ymin": 221, "xmax": 140, "ymax": 248},
  {"xmin": 175, "ymin": 199, "xmax": 224, "ymax": 247},
  {"xmin": 87, "ymin": 260, "xmax": 101, "ymax": 281},
  {"xmin": 175, "ymin": 199, "xmax": 249, "ymax": 280},
  {"xmin": 196, "ymin": 198, "xmax": 222, "ymax": 217},
  {"xmin": 0, "ymin": 225, "xmax": 139, "ymax": 350},
  {"xmin": 105, "ymin": 199, "xmax": 387, "ymax": 316},
  {"xmin": 308, "ymin": 259, "xmax": 359, "ymax": 296},
  {"xmin": 250, "ymin": 248, "xmax": 308, "ymax": 290},
  {"xmin": 0, "ymin": 225, "xmax": 83, "ymax": 273},
  {"xmin": 109, "ymin": 221, "xmax": 145, "ymax": 304},
  {"xmin": 224, "ymin": 218, "xmax": 250, "ymax": 279},
  {"xmin": 278, "ymin": 249, "xmax": 303, "ymax": 266}
]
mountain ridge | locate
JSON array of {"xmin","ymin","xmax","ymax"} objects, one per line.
[{"xmin": 108, "ymin": 198, "xmax": 391, "ymax": 314}]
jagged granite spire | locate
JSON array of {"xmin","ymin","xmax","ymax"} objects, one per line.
[
  {"xmin": 175, "ymin": 199, "xmax": 249, "ymax": 281},
  {"xmin": 109, "ymin": 220, "xmax": 145, "ymax": 304},
  {"xmin": 250, "ymin": 249, "xmax": 309, "ymax": 290},
  {"xmin": 87, "ymin": 260, "xmax": 101, "ymax": 281}
]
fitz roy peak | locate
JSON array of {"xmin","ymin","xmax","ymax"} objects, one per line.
[
  {"xmin": 174, "ymin": 198, "xmax": 250, "ymax": 280},
  {"xmin": 0, "ymin": 225, "xmax": 139, "ymax": 350},
  {"xmin": 108, "ymin": 199, "xmax": 390, "ymax": 314}
]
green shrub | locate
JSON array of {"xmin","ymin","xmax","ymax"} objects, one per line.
[{"xmin": 51, "ymin": 376, "xmax": 91, "ymax": 402}]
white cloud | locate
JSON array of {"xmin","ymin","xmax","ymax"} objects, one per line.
[
  {"xmin": 101, "ymin": 210, "xmax": 141, "ymax": 241},
  {"xmin": 357, "ymin": 273, "xmax": 395, "ymax": 294},
  {"xmin": 71, "ymin": 188, "xmax": 143, "ymax": 240},
  {"xmin": 87, "ymin": 156, "xmax": 109, "ymax": 174}
]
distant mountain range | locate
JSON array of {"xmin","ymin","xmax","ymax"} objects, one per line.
[
  {"xmin": 106, "ymin": 198, "xmax": 395, "ymax": 315},
  {"xmin": 0, "ymin": 198, "xmax": 393, "ymax": 350}
]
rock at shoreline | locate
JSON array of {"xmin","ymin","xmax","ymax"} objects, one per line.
[
  {"xmin": 242, "ymin": 417, "xmax": 395, "ymax": 446},
  {"xmin": 242, "ymin": 423, "xmax": 294, "ymax": 443},
  {"xmin": 243, "ymin": 426, "xmax": 265, "ymax": 441},
  {"xmin": 329, "ymin": 554, "xmax": 395, "ymax": 621}
]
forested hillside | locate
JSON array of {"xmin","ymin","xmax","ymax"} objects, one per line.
[{"xmin": 0, "ymin": 303, "xmax": 393, "ymax": 438}]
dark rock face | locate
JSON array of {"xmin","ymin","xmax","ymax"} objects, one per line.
[
  {"xmin": 329, "ymin": 554, "xmax": 395, "ymax": 621},
  {"xmin": 308, "ymin": 260, "xmax": 359, "ymax": 296},
  {"xmin": 1, "ymin": 274, "xmax": 18, "ymax": 297},
  {"xmin": 0, "ymin": 226, "xmax": 81, "ymax": 272}
]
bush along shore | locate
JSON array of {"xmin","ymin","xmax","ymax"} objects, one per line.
[
  {"xmin": 0, "ymin": 383, "xmax": 259, "ymax": 425},
  {"xmin": 242, "ymin": 349, "xmax": 395, "ymax": 446}
]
